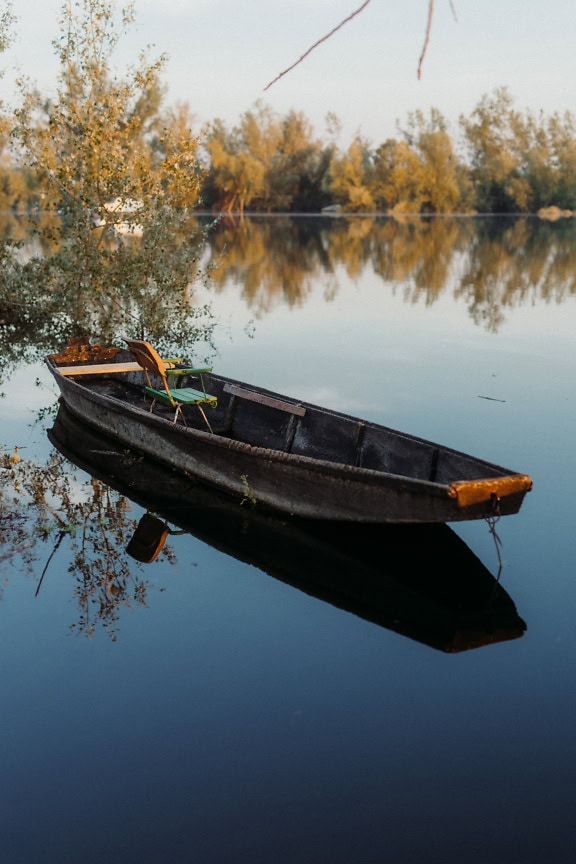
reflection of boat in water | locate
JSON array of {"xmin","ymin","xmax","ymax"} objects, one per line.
[{"xmin": 48, "ymin": 403, "xmax": 527, "ymax": 653}]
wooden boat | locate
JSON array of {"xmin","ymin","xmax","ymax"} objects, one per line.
[
  {"xmin": 48, "ymin": 403, "xmax": 527, "ymax": 653},
  {"xmin": 45, "ymin": 340, "xmax": 532, "ymax": 524}
]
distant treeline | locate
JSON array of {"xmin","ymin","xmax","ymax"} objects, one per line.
[{"xmin": 3, "ymin": 87, "xmax": 576, "ymax": 216}]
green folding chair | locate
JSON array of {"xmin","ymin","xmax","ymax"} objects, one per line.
[{"xmin": 123, "ymin": 337, "xmax": 217, "ymax": 431}]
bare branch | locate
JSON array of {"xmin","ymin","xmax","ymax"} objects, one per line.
[
  {"xmin": 264, "ymin": 0, "xmax": 372, "ymax": 92},
  {"xmin": 264, "ymin": 0, "xmax": 456, "ymax": 89},
  {"xmin": 417, "ymin": 0, "xmax": 435, "ymax": 80}
]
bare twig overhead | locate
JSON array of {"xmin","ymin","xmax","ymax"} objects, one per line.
[
  {"xmin": 417, "ymin": 0, "xmax": 435, "ymax": 80},
  {"xmin": 264, "ymin": 0, "xmax": 455, "ymax": 90},
  {"xmin": 264, "ymin": 0, "xmax": 372, "ymax": 91}
]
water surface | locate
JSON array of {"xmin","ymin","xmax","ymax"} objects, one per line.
[{"xmin": 1, "ymin": 216, "xmax": 575, "ymax": 863}]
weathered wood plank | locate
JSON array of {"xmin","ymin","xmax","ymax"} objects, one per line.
[
  {"xmin": 56, "ymin": 361, "xmax": 179, "ymax": 376},
  {"xmin": 223, "ymin": 382, "xmax": 306, "ymax": 416}
]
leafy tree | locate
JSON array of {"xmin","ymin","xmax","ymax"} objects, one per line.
[
  {"xmin": 238, "ymin": 102, "xmax": 286, "ymax": 212},
  {"xmin": 548, "ymin": 111, "xmax": 576, "ymax": 209},
  {"xmin": 2, "ymin": 0, "xmax": 212, "ymax": 365},
  {"xmin": 276, "ymin": 109, "xmax": 329, "ymax": 212},
  {"xmin": 401, "ymin": 109, "xmax": 462, "ymax": 213},
  {"xmin": 151, "ymin": 102, "xmax": 202, "ymax": 209},
  {"xmin": 519, "ymin": 111, "xmax": 557, "ymax": 210},
  {"xmin": 0, "ymin": 6, "xmax": 22, "ymax": 211},
  {"xmin": 328, "ymin": 135, "xmax": 375, "ymax": 212},
  {"xmin": 372, "ymin": 138, "xmax": 424, "ymax": 213},
  {"xmin": 204, "ymin": 105, "xmax": 332, "ymax": 213},
  {"xmin": 203, "ymin": 118, "xmax": 265, "ymax": 213},
  {"xmin": 460, "ymin": 88, "xmax": 529, "ymax": 212}
]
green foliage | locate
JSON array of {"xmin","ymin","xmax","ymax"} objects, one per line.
[
  {"xmin": 1, "ymin": 0, "xmax": 213, "ymax": 372},
  {"xmin": 203, "ymin": 102, "xmax": 331, "ymax": 213}
]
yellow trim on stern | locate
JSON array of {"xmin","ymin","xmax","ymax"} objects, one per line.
[{"xmin": 448, "ymin": 474, "xmax": 533, "ymax": 507}]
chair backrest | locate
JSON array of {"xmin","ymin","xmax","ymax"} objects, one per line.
[
  {"xmin": 123, "ymin": 337, "xmax": 174, "ymax": 403},
  {"xmin": 126, "ymin": 513, "xmax": 169, "ymax": 563}
]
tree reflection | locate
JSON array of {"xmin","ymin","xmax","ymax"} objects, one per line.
[
  {"xmin": 0, "ymin": 446, "xmax": 170, "ymax": 639},
  {"xmin": 208, "ymin": 215, "xmax": 326, "ymax": 316},
  {"xmin": 1, "ymin": 211, "xmax": 575, "ymax": 385},
  {"xmin": 203, "ymin": 214, "xmax": 576, "ymax": 331}
]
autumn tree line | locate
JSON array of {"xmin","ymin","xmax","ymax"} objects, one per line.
[
  {"xmin": 2, "ymin": 70, "xmax": 576, "ymax": 216},
  {"xmin": 201, "ymin": 93, "xmax": 576, "ymax": 215}
]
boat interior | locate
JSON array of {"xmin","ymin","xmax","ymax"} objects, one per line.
[{"xmin": 58, "ymin": 356, "xmax": 510, "ymax": 487}]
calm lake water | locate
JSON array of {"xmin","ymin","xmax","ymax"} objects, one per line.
[{"xmin": 2, "ymin": 215, "xmax": 576, "ymax": 862}]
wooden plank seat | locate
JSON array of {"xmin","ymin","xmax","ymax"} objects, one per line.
[
  {"xmin": 223, "ymin": 382, "xmax": 306, "ymax": 416},
  {"xmin": 123, "ymin": 337, "xmax": 217, "ymax": 431},
  {"xmin": 57, "ymin": 360, "xmax": 181, "ymax": 376}
]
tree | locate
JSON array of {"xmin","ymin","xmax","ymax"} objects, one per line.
[
  {"xmin": 460, "ymin": 88, "xmax": 528, "ymax": 212},
  {"xmin": 0, "ymin": 4, "xmax": 20, "ymax": 210},
  {"xmin": 548, "ymin": 111, "xmax": 576, "ymax": 209},
  {"xmin": 265, "ymin": 109, "xmax": 332, "ymax": 212},
  {"xmin": 328, "ymin": 136, "xmax": 375, "ymax": 212},
  {"xmin": 401, "ymin": 109, "xmax": 462, "ymax": 213},
  {"xmin": 3, "ymin": 0, "xmax": 212, "ymax": 359},
  {"xmin": 372, "ymin": 139, "xmax": 424, "ymax": 213},
  {"xmin": 151, "ymin": 102, "xmax": 202, "ymax": 209},
  {"xmin": 203, "ymin": 118, "xmax": 265, "ymax": 213},
  {"xmin": 204, "ymin": 104, "xmax": 330, "ymax": 213}
]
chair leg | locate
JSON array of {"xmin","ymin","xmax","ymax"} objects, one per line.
[
  {"xmin": 174, "ymin": 404, "xmax": 188, "ymax": 426},
  {"xmin": 197, "ymin": 405, "xmax": 213, "ymax": 433}
]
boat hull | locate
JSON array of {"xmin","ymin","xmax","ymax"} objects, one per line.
[{"xmin": 46, "ymin": 359, "xmax": 532, "ymax": 523}]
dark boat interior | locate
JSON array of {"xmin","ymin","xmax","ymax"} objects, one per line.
[{"xmin": 72, "ymin": 359, "xmax": 511, "ymax": 487}]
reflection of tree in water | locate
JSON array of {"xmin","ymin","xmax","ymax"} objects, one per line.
[
  {"xmin": 369, "ymin": 216, "xmax": 471, "ymax": 303},
  {"xmin": 0, "ymin": 448, "xmax": 171, "ymax": 639},
  {"xmin": 204, "ymin": 215, "xmax": 576, "ymax": 332},
  {"xmin": 454, "ymin": 218, "xmax": 576, "ymax": 331},
  {"xmin": 208, "ymin": 216, "xmax": 329, "ymax": 315}
]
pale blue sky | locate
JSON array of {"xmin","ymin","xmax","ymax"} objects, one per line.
[{"xmin": 4, "ymin": 1, "xmax": 576, "ymax": 145}]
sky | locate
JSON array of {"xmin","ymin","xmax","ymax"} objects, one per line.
[{"xmin": 3, "ymin": 0, "xmax": 576, "ymax": 147}]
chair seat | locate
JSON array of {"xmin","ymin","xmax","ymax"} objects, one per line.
[
  {"xmin": 145, "ymin": 386, "xmax": 217, "ymax": 406},
  {"xmin": 122, "ymin": 337, "xmax": 216, "ymax": 431}
]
